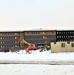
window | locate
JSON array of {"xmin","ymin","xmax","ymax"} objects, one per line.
[
  {"xmin": 15, "ymin": 37, "xmax": 17, "ymax": 39},
  {"xmin": 43, "ymin": 32, "xmax": 45, "ymax": 34},
  {"xmin": 27, "ymin": 32, "xmax": 29, "ymax": 34},
  {"xmin": 54, "ymin": 42, "xmax": 56, "ymax": 44},
  {"xmin": 0, "ymin": 42, "xmax": 2, "ymax": 44},
  {"xmin": 1, "ymin": 46, "xmax": 2, "ymax": 48},
  {"xmin": 0, "ymin": 37, "xmax": 2, "ymax": 39},
  {"xmin": 70, "ymin": 32, "xmax": 72, "ymax": 33},
  {"xmin": 61, "ymin": 36, "xmax": 62, "ymax": 38},
  {"xmin": 57, "ymin": 36, "xmax": 58, "ymax": 38},
  {"xmin": 43, "ymin": 36, "xmax": 45, "ymax": 39},
  {"xmin": 37, "ymin": 32, "xmax": 40, "ymax": 34},
  {"xmin": 15, "ymin": 33, "xmax": 17, "ymax": 35},
  {"xmin": 67, "ymin": 41, "xmax": 70, "ymax": 44},
  {"xmin": 61, "ymin": 43, "xmax": 65, "ymax": 47},
  {"xmin": 60, "ymin": 36, "xmax": 61, "ymax": 38},
  {"xmin": 71, "ymin": 43, "xmax": 74, "ymax": 47}
]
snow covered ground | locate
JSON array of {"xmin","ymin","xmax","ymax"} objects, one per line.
[
  {"xmin": 0, "ymin": 50, "xmax": 74, "ymax": 64},
  {"xmin": 0, "ymin": 50, "xmax": 74, "ymax": 75},
  {"xmin": 0, "ymin": 64, "xmax": 74, "ymax": 75}
]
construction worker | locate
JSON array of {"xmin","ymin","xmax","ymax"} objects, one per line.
[{"xmin": 26, "ymin": 44, "xmax": 36, "ymax": 54}]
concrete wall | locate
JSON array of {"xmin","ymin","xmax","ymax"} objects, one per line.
[{"xmin": 51, "ymin": 42, "xmax": 74, "ymax": 53}]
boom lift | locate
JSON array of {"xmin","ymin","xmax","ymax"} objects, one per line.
[
  {"xmin": 17, "ymin": 39, "xmax": 36, "ymax": 54},
  {"xmin": 17, "ymin": 39, "xmax": 35, "ymax": 46}
]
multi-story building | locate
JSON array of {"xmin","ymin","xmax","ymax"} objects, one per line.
[
  {"xmin": 0, "ymin": 30, "xmax": 56, "ymax": 51},
  {"xmin": 2, "ymin": 29, "xmax": 74, "ymax": 52}
]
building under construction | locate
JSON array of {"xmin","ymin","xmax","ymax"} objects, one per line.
[{"xmin": 0, "ymin": 29, "xmax": 74, "ymax": 52}]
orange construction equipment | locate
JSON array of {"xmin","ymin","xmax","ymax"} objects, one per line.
[
  {"xmin": 17, "ymin": 39, "xmax": 36, "ymax": 54},
  {"xmin": 27, "ymin": 45, "xmax": 36, "ymax": 50},
  {"xmin": 26, "ymin": 44, "xmax": 36, "ymax": 54},
  {"xmin": 17, "ymin": 39, "xmax": 35, "ymax": 46}
]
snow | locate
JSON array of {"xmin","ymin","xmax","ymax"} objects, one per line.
[
  {"xmin": 0, "ymin": 64, "xmax": 74, "ymax": 75},
  {"xmin": 0, "ymin": 50, "xmax": 74, "ymax": 64},
  {"xmin": 0, "ymin": 50, "xmax": 74, "ymax": 75}
]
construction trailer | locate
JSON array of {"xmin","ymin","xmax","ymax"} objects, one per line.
[{"xmin": 51, "ymin": 41, "xmax": 74, "ymax": 53}]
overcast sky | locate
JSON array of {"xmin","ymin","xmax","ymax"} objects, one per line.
[{"xmin": 0, "ymin": 0, "xmax": 74, "ymax": 31}]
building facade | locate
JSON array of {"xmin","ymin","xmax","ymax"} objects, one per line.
[
  {"xmin": 1, "ymin": 29, "xmax": 74, "ymax": 52},
  {"xmin": 51, "ymin": 41, "xmax": 74, "ymax": 53},
  {"xmin": 0, "ymin": 30, "xmax": 56, "ymax": 51},
  {"xmin": 0, "ymin": 31, "xmax": 22, "ymax": 51},
  {"xmin": 24, "ymin": 30, "xmax": 56, "ymax": 46},
  {"xmin": 56, "ymin": 30, "xmax": 74, "ymax": 41}
]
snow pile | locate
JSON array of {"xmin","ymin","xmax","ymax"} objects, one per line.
[{"xmin": 0, "ymin": 50, "xmax": 74, "ymax": 64}]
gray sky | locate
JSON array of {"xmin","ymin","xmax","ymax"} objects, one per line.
[{"xmin": 0, "ymin": 0, "xmax": 74, "ymax": 30}]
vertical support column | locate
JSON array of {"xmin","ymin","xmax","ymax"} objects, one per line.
[{"xmin": 20, "ymin": 32, "xmax": 24, "ymax": 49}]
